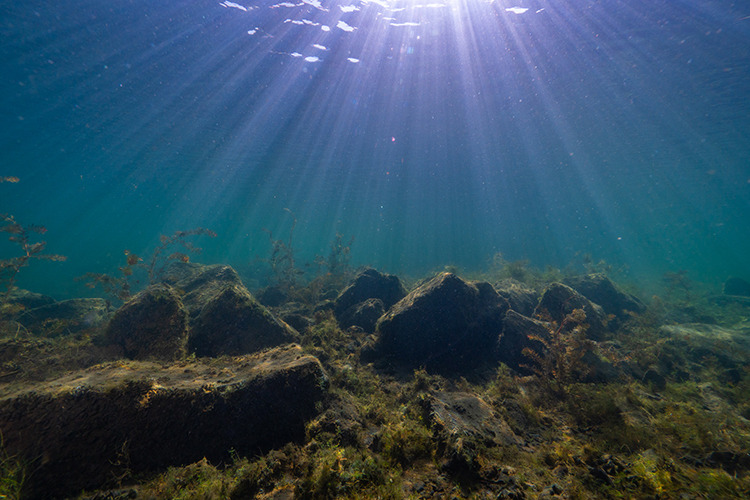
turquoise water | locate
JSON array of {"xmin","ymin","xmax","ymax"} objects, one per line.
[{"xmin": 2, "ymin": 0, "xmax": 749, "ymax": 297}]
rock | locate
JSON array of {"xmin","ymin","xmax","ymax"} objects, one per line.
[
  {"xmin": 0, "ymin": 344, "xmax": 327, "ymax": 499},
  {"xmin": 106, "ymin": 285, "xmax": 188, "ymax": 360},
  {"xmin": 563, "ymin": 274, "xmax": 646, "ymax": 325},
  {"xmin": 4, "ymin": 288, "xmax": 55, "ymax": 311},
  {"xmin": 425, "ymin": 391, "xmax": 523, "ymax": 448},
  {"xmin": 306, "ymin": 393, "xmax": 363, "ymax": 447},
  {"xmin": 256, "ymin": 285, "xmax": 288, "ymax": 307},
  {"xmin": 497, "ymin": 310, "xmax": 549, "ymax": 372},
  {"xmin": 374, "ymin": 273, "xmax": 509, "ymax": 371},
  {"xmin": 495, "ymin": 281, "xmax": 539, "ymax": 317},
  {"xmin": 534, "ymin": 283, "xmax": 608, "ymax": 340},
  {"xmin": 189, "ymin": 283, "xmax": 298, "ymax": 357},
  {"xmin": 166, "ymin": 263, "xmax": 245, "ymax": 314},
  {"xmin": 17, "ymin": 298, "xmax": 109, "ymax": 336},
  {"xmin": 422, "ymin": 391, "xmax": 522, "ymax": 478},
  {"xmin": 333, "ymin": 268, "xmax": 406, "ymax": 324},
  {"xmin": 281, "ymin": 312, "xmax": 313, "ymax": 333},
  {"xmin": 157, "ymin": 262, "xmax": 298, "ymax": 357},
  {"xmin": 338, "ymin": 298, "xmax": 385, "ymax": 332},
  {"xmin": 659, "ymin": 323, "xmax": 750, "ymax": 369},
  {"xmin": 724, "ymin": 277, "xmax": 750, "ymax": 297}
]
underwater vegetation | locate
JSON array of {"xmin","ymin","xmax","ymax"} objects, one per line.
[
  {"xmin": 1, "ymin": 214, "xmax": 67, "ymax": 302},
  {"xmin": 261, "ymin": 208, "xmax": 355, "ymax": 307},
  {"xmin": 1, "ymin": 178, "xmax": 67, "ymax": 336},
  {"xmin": 78, "ymin": 228, "xmax": 216, "ymax": 303},
  {"xmin": 521, "ymin": 308, "xmax": 596, "ymax": 398}
]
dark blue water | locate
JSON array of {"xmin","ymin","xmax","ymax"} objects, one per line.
[{"xmin": 2, "ymin": 0, "xmax": 749, "ymax": 297}]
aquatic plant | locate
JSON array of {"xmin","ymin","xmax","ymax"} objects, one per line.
[
  {"xmin": 0, "ymin": 432, "xmax": 26, "ymax": 500},
  {"xmin": 146, "ymin": 227, "xmax": 217, "ymax": 284},
  {"xmin": 522, "ymin": 308, "xmax": 595, "ymax": 397},
  {"xmin": 317, "ymin": 233, "xmax": 353, "ymax": 277},
  {"xmin": 79, "ymin": 228, "xmax": 215, "ymax": 302},
  {"xmin": 0, "ymin": 214, "xmax": 66, "ymax": 326},
  {"xmin": 264, "ymin": 209, "xmax": 303, "ymax": 293},
  {"xmin": 491, "ymin": 252, "xmax": 532, "ymax": 283},
  {"xmin": 78, "ymin": 250, "xmax": 143, "ymax": 303},
  {"xmin": 581, "ymin": 253, "xmax": 613, "ymax": 275},
  {"xmin": 283, "ymin": 233, "xmax": 357, "ymax": 306}
]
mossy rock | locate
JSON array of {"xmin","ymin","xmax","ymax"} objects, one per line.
[
  {"xmin": 106, "ymin": 284, "xmax": 188, "ymax": 360},
  {"xmin": 189, "ymin": 284, "xmax": 299, "ymax": 357}
]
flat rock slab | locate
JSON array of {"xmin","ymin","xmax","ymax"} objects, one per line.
[
  {"xmin": 425, "ymin": 391, "xmax": 523, "ymax": 449},
  {"xmin": 0, "ymin": 344, "xmax": 327, "ymax": 499}
]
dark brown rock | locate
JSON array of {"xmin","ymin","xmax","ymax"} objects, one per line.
[
  {"xmin": 160, "ymin": 262, "xmax": 299, "ymax": 357},
  {"xmin": 106, "ymin": 285, "xmax": 188, "ymax": 360},
  {"xmin": 165, "ymin": 262, "xmax": 245, "ymax": 314},
  {"xmin": 534, "ymin": 283, "xmax": 608, "ymax": 340},
  {"xmin": 563, "ymin": 274, "xmax": 645, "ymax": 325},
  {"xmin": 495, "ymin": 281, "xmax": 539, "ymax": 317},
  {"xmin": 188, "ymin": 283, "xmax": 298, "ymax": 357},
  {"xmin": 0, "ymin": 344, "xmax": 327, "ymax": 499},
  {"xmin": 374, "ymin": 273, "xmax": 509, "ymax": 371},
  {"xmin": 334, "ymin": 268, "xmax": 406, "ymax": 320},
  {"xmin": 338, "ymin": 298, "xmax": 385, "ymax": 332}
]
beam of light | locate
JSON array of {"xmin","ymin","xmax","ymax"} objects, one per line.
[{"xmin": 2, "ymin": 0, "xmax": 749, "ymax": 295}]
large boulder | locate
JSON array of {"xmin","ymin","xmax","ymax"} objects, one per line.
[
  {"xmin": 563, "ymin": 274, "xmax": 646, "ymax": 325},
  {"xmin": 154, "ymin": 262, "xmax": 298, "ymax": 357},
  {"xmin": 189, "ymin": 283, "xmax": 299, "ymax": 357},
  {"xmin": 106, "ymin": 285, "xmax": 189, "ymax": 360},
  {"xmin": 534, "ymin": 283, "xmax": 608, "ymax": 340},
  {"xmin": 0, "ymin": 344, "xmax": 327, "ymax": 499},
  {"xmin": 164, "ymin": 262, "xmax": 245, "ymax": 314},
  {"xmin": 373, "ymin": 273, "xmax": 509, "ymax": 371},
  {"xmin": 334, "ymin": 268, "xmax": 406, "ymax": 330}
]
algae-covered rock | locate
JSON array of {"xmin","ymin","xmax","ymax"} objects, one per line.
[
  {"xmin": 334, "ymin": 268, "xmax": 406, "ymax": 321},
  {"xmin": 338, "ymin": 298, "xmax": 385, "ymax": 333},
  {"xmin": 189, "ymin": 283, "xmax": 298, "ymax": 357},
  {"xmin": 164, "ymin": 262, "xmax": 245, "ymax": 313},
  {"xmin": 3, "ymin": 288, "xmax": 55, "ymax": 311},
  {"xmin": 534, "ymin": 282, "xmax": 608, "ymax": 340},
  {"xmin": 495, "ymin": 280, "xmax": 540, "ymax": 317},
  {"xmin": 423, "ymin": 391, "xmax": 522, "ymax": 477},
  {"xmin": 374, "ymin": 273, "xmax": 509, "ymax": 371},
  {"xmin": 151, "ymin": 262, "xmax": 299, "ymax": 357},
  {"xmin": 563, "ymin": 273, "xmax": 645, "ymax": 324},
  {"xmin": 106, "ymin": 284, "xmax": 188, "ymax": 360},
  {"xmin": 18, "ymin": 298, "xmax": 109, "ymax": 335},
  {"xmin": 0, "ymin": 344, "xmax": 327, "ymax": 499}
]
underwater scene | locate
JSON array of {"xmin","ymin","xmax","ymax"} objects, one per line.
[{"xmin": 2, "ymin": 0, "xmax": 750, "ymax": 498}]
